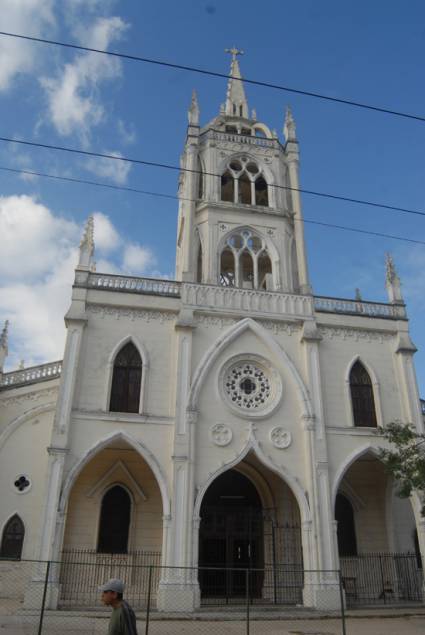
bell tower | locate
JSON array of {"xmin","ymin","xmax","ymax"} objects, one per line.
[{"xmin": 175, "ymin": 50, "xmax": 311, "ymax": 295}]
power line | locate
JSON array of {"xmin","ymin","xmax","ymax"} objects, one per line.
[
  {"xmin": 1, "ymin": 134, "xmax": 425, "ymax": 219},
  {"xmin": 1, "ymin": 164, "xmax": 424, "ymax": 246},
  {"xmin": 0, "ymin": 30, "xmax": 424, "ymax": 124}
]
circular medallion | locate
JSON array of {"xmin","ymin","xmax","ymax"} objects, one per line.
[
  {"xmin": 219, "ymin": 354, "xmax": 282, "ymax": 419},
  {"xmin": 210, "ymin": 424, "xmax": 233, "ymax": 446},
  {"xmin": 270, "ymin": 427, "xmax": 291, "ymax": 449}
]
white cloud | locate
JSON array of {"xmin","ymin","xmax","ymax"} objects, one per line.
[
  {"xmin": 117, "ymin": 119, "xmax": 136, "ymax": 145},
  {"xmin": 85, "ymin": 152, "xmax": 132, "ymax": 185},
  {"xmin": 0, "ymin": 195, "xmax": 159, "ymax": 369},
  {"xmin": 0, "ymin": 0, "xmax": 55, "ymax": 91},
  {"xmin": 40, "ymin": 15, "xmax": 128, "ymax": 140},
  {"xmin": 122, "ymin": 244, "xmax": 156, "ymax": 274},
  {"xmin": 92, "ymin": 211, "xmax": 120, "ymax": 250}
]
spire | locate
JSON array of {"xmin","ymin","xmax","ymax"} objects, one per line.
[
  {"xmin": 78, "ymin": 215, "xmax": 95, "ymax": 270},
  {"xmin": 385, "ymin": 252, "xmax": 403, "ymax": 304},
  {"xmin": 0, "ymin": 320, "xmax": 9, "ymax": 373},
  {"xmin": 188, "ymin": 89, "xmax": 200, "ymax": 126},
  {"xmin": 284, "ymin": 106, "xmax": 297, "ymax": 142},
  {"xmin": 224, "ymin": 47, "xmax": 248, "ymax": 118}
]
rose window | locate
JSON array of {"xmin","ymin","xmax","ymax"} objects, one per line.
[
  {"xmin": 13, "ymin": 475, "xmax": 31, "ymax": 493},
  {"xmin": 224, "ymin": 362, "xmax": 272, "ymax": 411}
]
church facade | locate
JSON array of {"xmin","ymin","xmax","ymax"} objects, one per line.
[{"xmin": 1, "ymin": 53, "xmax": 424, "ymax": 610}]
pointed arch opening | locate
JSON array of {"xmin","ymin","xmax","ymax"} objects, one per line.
[
  {"xmin": 349, "ymin": 361, "xmax": 377, "ymax": 427},
  {"xmin": 240, "ymin": 249, "xmax": 254, "ymax": 288},
  {"xmin": 197, "ymin": 454, "xmax": 303, "ymax": 604},
  {"xmin": 258, "ymin": 251, "xmax": 272, "ymax": 290},
  {"xmin": 109, "ymin": 342, "xmax": 142, "ymax": 413},
  {"xmin": 97, "ymin": 485, "xmax": 131, "ymax": 554},
  {"xmin": 197, "ymin": 240, "xmax": 203, "ymax": 283},
  {"xmin": 220, "ymin": 248, "xmax": 235, "ymax": 287},
  {"xmin": 0, "ymin": 514, "xmax": 25, "ymax": 559},
  {"xmin": 238, "ymin": 173, "xmax": 251, "ymax": 204},
  {"xmin": 221, "ymin": 170, "xmax": 234, "ymax": 202},
  {"xmin": 255, "ymin": 176, "xmax": 268, "ymax": 206}
]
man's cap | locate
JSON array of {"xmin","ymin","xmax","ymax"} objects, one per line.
[{"xmin": 99, "ymin": 578, "xmax": 125, "ymax": 593}]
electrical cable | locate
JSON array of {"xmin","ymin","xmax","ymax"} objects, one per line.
[
  {"xmin": 1, "ymin": 164, "xmax": 424, "ymax": 245},
  {"xmin": 0, "ymin": 135, "xmax": 424, "ymax": 219},
  {"xmin": 0, "ymin": 30, "xmax": 424, "ymax": 123}
]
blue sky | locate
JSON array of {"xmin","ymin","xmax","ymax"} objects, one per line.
[{"xmin": 0, "ymin": 0, "xmax": 425, "ymax": 397}]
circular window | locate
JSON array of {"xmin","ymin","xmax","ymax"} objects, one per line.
[
  {"xmin": 219, "ymin": 355, "xmax": 282, "ymax": 419},
  {"xmin": 13, "ymin": 475, "xmax": 31, "ymax": 494}
]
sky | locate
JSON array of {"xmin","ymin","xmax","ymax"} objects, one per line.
[{"xmin": 0, "ymin": 0, "xmax": 425, "ymax": 397}]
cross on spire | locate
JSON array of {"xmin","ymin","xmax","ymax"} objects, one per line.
[{"xmin": 225, "ymin": 46, "xmax": 244, "ymax": 62}]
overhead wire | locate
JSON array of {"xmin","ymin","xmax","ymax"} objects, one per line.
[
  {"xmin": 1, "ymin": 136, "xmax": 425, "ymax": 220},
  {"xmin": 1, "ymin": 164, "xmax": 424, "ymax": 246},
  {"xmin": 0, "ymin": 30, "xmax": 424, "ymax": 123}
]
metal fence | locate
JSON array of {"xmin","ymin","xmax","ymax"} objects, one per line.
[
  {"xmin": 340, "ymin": 552, "xmax": 423, "ymax": 606},
  {"xmin": 0, "ymin": 558, "xmax": 348, "ymax": 635}
]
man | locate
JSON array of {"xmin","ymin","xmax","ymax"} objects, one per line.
[{"xmin": 99, "ymin": 578, "xmax": 138, "ymax": 635}]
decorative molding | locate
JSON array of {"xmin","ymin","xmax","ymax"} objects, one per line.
[
  {"xmin": 71, "ymin": 409, "xmax": 174, "ymax": 425},
  {"xmin": 258, "ymin": 320, "xmax": 301, "ymax": 336},
  {"xmin": 87, "ymin": 304, "xmax": 177, "ymax": 323},
  {"xmin": 0, "ymin": 387, "xmax": 58, "ymax": 407},
  {"xmin": 269, "ymin": 427, "xmax": 292, "ymax": 449},
  {"xmin": 210, "ymin": 423, "xmax": 233, "ymax": 446},
  {"xmin": 194, "ymin": 315, "xmax": 237, "ymax": 329},
  {"xmin": 318, "ymin": 326, "xmax": 394, "ymax": 343},
  {"xmin": 86, "ymin": 460, "xmax": 147, "ymax": 502}
]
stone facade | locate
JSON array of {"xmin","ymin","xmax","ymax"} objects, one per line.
[{"xmin": 0, "ymin": 54, "xmax": 424, "ymax": 611}]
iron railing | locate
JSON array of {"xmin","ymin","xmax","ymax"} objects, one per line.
[{"xmin": 340, "ymin": 552, "xmax": 423, "ymax": 606}]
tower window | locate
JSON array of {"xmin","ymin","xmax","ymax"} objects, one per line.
[
  {"xmin": 0, "ymin": 514, "xmax": 25, "ymax": 559},
  {"xmin": 220, "ymin": 157, "xmax": 268, "ymax": 207},
  {"xmin": 109, "ymin": 342, "xmax": 142, "ymax": 413},
  {"xmin": 219, "ymin": 228, "xmax": 273, "ymax": 290},
  {"xmin": 349, "ymin": 361, "xmax": 377, "ymax": 427},
  {"xmin": 97, "ymin": 486, "xmax": 131, "ymax": 554}
]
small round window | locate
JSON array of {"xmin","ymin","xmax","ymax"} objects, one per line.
[
  {"xmin": 219, "ymin": 355, "xmax": 282, "ymax": 419},
  {"xmin": 13, "ymin": 475, "xmax": 31, "ymax": 494}
]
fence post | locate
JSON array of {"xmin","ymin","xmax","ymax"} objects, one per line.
[
  {"xmin": 245, "ymin": 568, "xmax": 250, "ymax": 635},
  {"xmin": 379, "ymin": 554, "xmax": 386, "ymax": 604},
  {"xmin": 338, "ymin": 570, "xmax": 347, "ymax": 635},
  {"xmin": 37, "ymin": 560, "xmax": 51, "ymax": 635},
  {"xmin": 145, "ymin": 565, "xmax": 153, "ymax": 635}
]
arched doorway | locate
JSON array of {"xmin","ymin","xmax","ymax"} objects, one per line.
[{"xmin": 199, "ymin": 469, "xmax": 263, "ymax": 599}]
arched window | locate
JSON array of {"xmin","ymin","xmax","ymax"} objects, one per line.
[
  {"xmin": 221, "ymin": 170, "xmax": 234, "ymax": 202},
  {"xmin": 219, "ymin": 229, "xmax": 273, "ymax": 290},
  {"xmin": 350, "ymin": 361, "xmax": 377, "ymax": 427},
  {"xmin": 220, "ymin": 157, "xmax": 268, "ymax": 207},
  {"xmin": 97, "ymin": 486, "xmax": 131, "ymax": 554},
  {"xmin": 0, "ymin": 514, "xmax": 25, "ymax": 559},
  {"xmin": 197, "ymin": 158, "xmax": 204, "ymax": 199},
  {"xmin": 220, "ymin": 248, "xmax": 235, "ymax": 286},
  {"xmin": 335, "ymin": 494, "xmax": 357, "ymax": 556},
  {"xmin": 109, "ymin": 342, "xmax": 142, "ymax": 413}
]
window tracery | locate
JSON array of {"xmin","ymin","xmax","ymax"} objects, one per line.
[
  {"xmin": 220, "ymin": 157, "xmax": 268, "ymax": 207},
  {"xmin": 219, "ymin": 228, "xmax": 273, "ymax": 290}
]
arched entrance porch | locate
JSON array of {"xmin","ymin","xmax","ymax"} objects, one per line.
[
  {"xmin": 197, "ymin": 453, "xmax": 303, "ymax": 605},
  {"xmin": 334, "ymin": 450, "xmax": 423, "ymax": 605},
  {"xmin": 59, "ymin": 437, "xmax": 165, "ymax": 608}
]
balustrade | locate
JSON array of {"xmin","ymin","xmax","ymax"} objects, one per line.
[
  {"xmin": 87, "ymin": 273, "xmax": 181, "ymax": 297},
  {"xmin": 203, "ymin": 129, "xmax": 279, "ymax": 149},
  {"xmin": 0, "ymin": 361, "xmax": 62, "ymax": 388},
  {"xmin": 314, "ymin": 296, "xmax": 406, "ymax": 319}
]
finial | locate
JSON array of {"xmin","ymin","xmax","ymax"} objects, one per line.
[
  {"xmin": 78, "ymin": 215, "xmax": 95, "ymax": 269},
  {"xmin": 355, "ymin": 288, "xmax": 362, "ymax": 301},
  {"xmin": 0, "ymin": 320, "xmax": 9, "ymax": 349},
  {"xmin": 251, "ymin": 108, "xmax": 257, "ymax": 121},
  {"xmin": 284, "ymin": 105, "xmax": 297, "ymax": 142},
  {"xmin": 188, "ymin": 89, "xmax": 200, "ymax": 126},
  {"xmin": 385, "ymin": 252, "xmax": 403, "ymax": 304},
  {"xmin": 225, "ymin": 46, "xmax": 244, "ymax": 62},
  {"xmin": 18, "ymin": 360, "xmax": 25, "ymax": 370}
]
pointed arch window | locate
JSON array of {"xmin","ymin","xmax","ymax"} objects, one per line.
[
  {"xmin": 0, "ymin": 514, "xmax": 25, "ymax": 559},
  {"xmin": 97, "ymin": 485, "xmax": 131, "ymax": 554},
  {"xmin": 197, "ymin": 240, "xmax": 203, "ymax": 283},
  {"xmin": 350, "ymin": 361, "xmax": 377, "ymax": 427},
  {"xmin": 219, "ymin": 229, "xmax": 273, "ymax": 290},
  {"xmin": 335, "ymin": 494, "xmax": 357, "ymax": 556},
  {"xmin": 220, "ymin": 157, "xmax": 268, "ymax": 207},
  {"xmin": 109, "ymin": 342, "xmax": 142, "ymax": 413}
]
